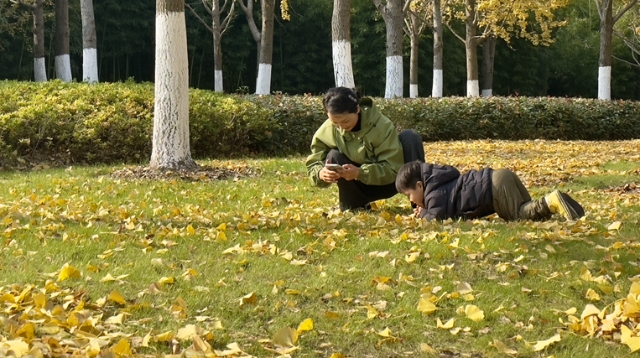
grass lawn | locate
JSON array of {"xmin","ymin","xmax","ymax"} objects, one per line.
[{"xmin": 1, "ymin": 140, "xmax": 640, "ymax": 357}]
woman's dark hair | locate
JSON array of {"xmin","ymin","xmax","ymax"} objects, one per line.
[
  {"xmin": 395, "ymin": 161, "xmax": 423, "ymax": 192},
  {"xmin": 323, "ymin": 87, "xmax": 362, "ymax": 115}
]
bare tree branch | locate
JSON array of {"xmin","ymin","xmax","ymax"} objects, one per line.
[
  {"xmin": 185, "ymin": 2, "xmax": 214, "ymax": 33},
  {"xmin": 373, "ymin": 0, "xmax": 387, "ymax": 21},
  {"xmin": 221, "ymin": 0, "xmax": 237, "ymax": 35},
  {"xmin": 613, "ymin": 54, "xmax": 640, "ymax": 67},
  {"xmin": 402, "ymin": 0, "xmax": 412, "ymax": 14},
  {"xmin": 199, "ymin": 0, "xmax": 214, "ymax": 17},
  {"xmin": 237, "ymin": 0, "xmax": 261, "ymax": 42},
  {"xmin": 10, "ymin": 0, "xmax": 35, "ymax": 10},
  {"xmin": 446, "ymin": 22, "xmax": 465, "ymax": 43},
  {"xmin": 594, "ymin": 0, "xmax": 604, "ymax": 21},
  {"xmin": 613, "ymin": 0, "xmax": 639, "ymax": 23}
]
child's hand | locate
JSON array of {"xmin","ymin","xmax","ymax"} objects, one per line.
[{"xmin": 413, "ymin": 206, "xmax": 423, "ymax": 218}]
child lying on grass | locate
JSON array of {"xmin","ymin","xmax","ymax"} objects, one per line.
[{"xmin": 395, "ymin": 161, "xmax": 584, "ymax": 221}]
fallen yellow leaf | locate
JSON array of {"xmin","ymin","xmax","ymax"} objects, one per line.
[
  {"xmin": 272, "ymin": 327, "xmax": 298, "ymax": 347},
  {"xmin": 297, "ymin": 318, "xmax": 314, "ymax": 333},
  {"xmin": 58, "ymin": 264, "xmax": 81, "ymax": 281},
  {"xmin": 417, "ymin": 297, "xmax": 437, "ymax": 314},
  {"xmin": 493, "ymin": 339, "xmax": 517, "ymax": 355},
  {"xmin": 533, "ymin": 333, "xmax": 561, "ymax": 351},
  {"xmin": 464, "ymin": 305, "xmax": 485, "ymax": 322},
  {"xmin": 107, "ymin": 290, "xmax": 126, "ymax": 305},
  {"xmin": 437, "ymin": 318, "xmax": 455, "ymax": 329}
]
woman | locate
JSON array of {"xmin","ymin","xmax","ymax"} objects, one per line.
[{"xmin": 305, "ymin": 87, "xmax": 424, "ymax": 211}]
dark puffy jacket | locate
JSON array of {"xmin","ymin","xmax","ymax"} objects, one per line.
[{"xmin": 419, "ymin": 163, "xmax": 495, "ymax": 220}]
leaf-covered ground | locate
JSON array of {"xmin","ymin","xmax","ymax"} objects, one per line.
[{"xmin": 1, "ymin": 140, "xmax": 640, "ymax": 357}]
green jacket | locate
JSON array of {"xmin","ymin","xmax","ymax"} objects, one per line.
[{"xmin": 305, "ymin": 98, "xmax": 404, "ymax": 187}]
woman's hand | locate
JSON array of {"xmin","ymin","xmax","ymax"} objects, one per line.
[
  {"xmin": 339, "ymin": 164, "xmax": 360, "ymax": 181},
  {"xmin": 319, "ymin": 167, "xmax": 340, "ymax": 184}
]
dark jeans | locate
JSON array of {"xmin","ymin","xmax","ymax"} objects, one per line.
[
  {"xmin": 328, "ymin": 129, "xmax": 425, "ymax": 211},
  {"xmin": 491, "ymin": 169, "xmax": 551, "ymax": 221}
]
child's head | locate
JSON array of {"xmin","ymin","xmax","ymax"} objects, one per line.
[{"xmin": 395, "ymin": 161, "xmax": 425, "ymax": 207}]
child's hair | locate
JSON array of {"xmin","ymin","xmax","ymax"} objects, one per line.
[
  {"xmin": 323, "ymin": 87, "xmax": 362, "ymax": 115},
  {"xmin": 395, "ymin": 161, "xmax": 423, "ymax": 192}
]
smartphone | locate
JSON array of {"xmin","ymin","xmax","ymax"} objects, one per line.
[{"xmin": 325, "ymin": 163, "xmax": 343, "ymax": 172}]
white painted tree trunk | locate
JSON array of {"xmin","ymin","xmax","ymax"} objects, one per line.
[
  {"xmin": 256, "ymin": 63, "xmax": 272, "ymax": 95},
  {"xmin": 410, "ymin": 84, "xmax": 418, "ymax": 98},
  {"xmin": 332, "ymin": 40, "xmax": 355, "ymax": 88},
  {"xmin": 481, "ymin": 89, "xmax": 492, "ymax": 97},
  {"xmin": 432, "ymin": 69, "xmax": 443, "ymax": 97},
  {"xmin": 34, "ymin": 57, "xmax": 47, "ymax": 82},
  {"xmin": 214, "ymin": 70, "xmax": 223, "ymax": 92},
  {"xmin": 385, "ymin": 55, "xmax": 403, "ymax": 98},
  {"xmin": 81, "ymin": 0, "xmax": 98, "ymax": 83},
  {"xmin": 151, "ymin": 9, "xmax": 195, "ymax": 170},
  {"xmin": 467, "ymin": 80, "xmax": 479, "ymax": 97},
  {"xmin": 598, "ymin": 66, "xmax": 611, "ymax": 100},
  {"xmin": 83, "ymin": 48, "xmax": 98, "ymax": 83},
  {"xmin": 55, "ymin": 55, "xmax": 72, "ymax": 82}
]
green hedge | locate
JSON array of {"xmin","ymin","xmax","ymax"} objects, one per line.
[{"xmin": 1, "ymin": 80, "xmax": 639, "ymax": 166}]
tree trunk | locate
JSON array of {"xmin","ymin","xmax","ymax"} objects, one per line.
[
  {"xmin": 409, "ymin": 12, "xmax": 419, "ymax": 98},
  {"xmin": 432, "ymin": 0, "xmax": 443, "ymax": 97},
  {"xmin": 598, "ymin": 0, "xmax": 613, "ymax": 100},
  {"xmin": 379, "ymin": 0, "xmax": 403, "ymax": 98},
  {"xmin": 481, "ymin": 35, "xmax": 496, "ymax": 97},
  {"xmin": 33, "ymin": 0, "xmax": 46, "ymax": 82},
  {"xmin": 465, "ymin": 0, "xmax": 479, "ymax": 97},
  {"xmin": 213, "ymin": 0, "xmax": 223, "ymax": 92},
  {"xmin": 55, "ymin": 0, "xmax": 72, "ymax": 82},
  {"xmin": 256, "ymin": 0, "xmax": 274, "ymax": 95},
  {"xmin": 151, "ymin": 0, "xmax": 196, "ymax": 170},
  {"xmin": 332, "ymin": 0, "xmax": 355, "ymax": 88},
  {"xmin": 81, "ymin": 0, "xmax": 99, "ymax": 83},
  {"xmin": 238, "ymin": 0, "xmax": 261, "ymax": 83}
]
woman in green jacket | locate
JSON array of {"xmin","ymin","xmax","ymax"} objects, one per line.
[{"xmin": 305, "ymin": 87, "xmax": 424, "ymax": 211}]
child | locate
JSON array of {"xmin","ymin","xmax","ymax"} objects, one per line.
[{"xmin": 395, "ymin": 161, "xmax": 584, "ymax": 221}]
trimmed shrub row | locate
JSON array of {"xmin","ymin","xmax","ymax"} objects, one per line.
[{"xmin": 1, "ymin": 80, "xmax": 639, "ymax": 166}]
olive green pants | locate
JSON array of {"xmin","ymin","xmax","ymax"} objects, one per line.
[{"xmin": 491, "ymin": 169, "xmax": 551, "ymax": 221}]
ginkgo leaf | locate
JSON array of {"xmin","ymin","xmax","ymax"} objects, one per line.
[
  {"xmin": 620, "ymin": 325, "xmax": 640, "ymax": 352},
  {"xmin": 420, "ymin": 343, "xmax": 437, "ymax": 353},
  {"xmin": 177, "ymin": 324, "xmax": 200, "ymax": 341},
  {"xmin": 493, "ymin": 339, "xmax": 517, "ymax": 355},
  {"xmin": 465, "ymin": 305, "xmax": 485, "ymax": 322},
  {"xmin": 377, "ymin": 327, "xmax": 394, "ymax": 338},
  {"xmin": 608, "ymin": 221, "xmax": 622, "ymax": 231},
  {"xmin": 154, "ymin": 331, "xmax": 175, "ymax": 342},
  {"xmin": 630, "ymin": 281, "xmax": 640, "ymax": 295},
  {"xmin": 272, "ymin": 327, "xmax": 298, "ymax": 347},
  {"xmin": 214, "ymin": 342, "xmax": 244, "ymax": 356},
  {"xmin": 417, "ymin": 297, "xmax": 437, "ymax": 314},
  {"xmin": 437, "ymin": 318, "xmax": 455, "ymax": 329},
  {"xmin": 585, "ymin": 288, "xmax": 601, "ymax": 301},
  {"xmin": 329, "ymin": 354, "xmax": 346, "ymax": 358},
  {"xmin": 239, "ymin": 292, "xmax": 257, "ymax": 306},
  {"xmin": 107, "ymin": 290, "xmax": 126, "ymax": 305},
  {"xmin": 580, "ymin": 304, "xmax": 600, "ymax": 319},
  {"xmin": 58, "ymin": 264, "xmax": 81, "ymax": 281},
  {"xmin": 297, "ymin": 318, "xmax": 314, "ymax": 333},
  {"xmin": 533, "ymin": 333, "xmax": 561, "ymax": 351},
  {"xmin": 457, "ymin": 282, "xmax": 473, "ymax": 294},
  {"xmin": 104, "ymin": 313, "xmax": 125, "ymax": 325},
  {"xmin": 0, "ymin": 340, "xmax": 29, "ymax": 356},
  {"xmin": 110, "ymin": 338, "xmax": 131, "ymax": 356}
]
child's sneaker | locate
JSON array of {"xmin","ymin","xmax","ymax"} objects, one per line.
[{"xmin": 544, "ymin": 190, "xmax": 584, "ymax": 220}]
